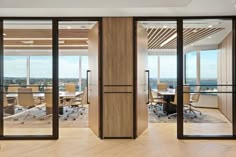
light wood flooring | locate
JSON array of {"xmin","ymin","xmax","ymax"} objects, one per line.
[{"xmin": 0, "ymin": 108, "xmax": 235, "ymax": 157}]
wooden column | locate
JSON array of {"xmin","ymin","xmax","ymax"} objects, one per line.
[{"xmin": 102, "ymin": 17, "xmax": 133, "ymax": 138}]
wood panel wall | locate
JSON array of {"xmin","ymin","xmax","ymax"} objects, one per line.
[
  {"xmin": 102, "ymin": 17, "xmax": 133, "ymax": 138},
  {"xmin": 218, "ymin": 32, "xmax": 232, "ymax": 122},
  {"xmin": 136, "ymin": 23, "xmax": 148, "ymax": 136},
  {"xmin": 88, "ymin": 23, "xmax": 100, "ymax": 136}
]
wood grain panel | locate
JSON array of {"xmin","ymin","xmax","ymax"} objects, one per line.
[
  {"xmin": 103, "ymin": 93, "xmax": 133, "ymax": 137},
  {"xmin": 103, "ymin": 86, "xmax": 133, "ymax": 93},
  {"xmin": 102, "ymin": 17, "xmax": 133, "ymax": 85},
  {"xmin": 102, "ymin": 17, "xmax": 134, "ymax": 138},
  {"xmin": 4, "ymin": 40, "xmax": 87, "ymax": 45},
  {"xmin": 218, "ymin": 32, "xmax": 232, "ymax": 122},
  {"xmin": 4, "ymin": 29, "xmax": 88, "ymax": 38},
  {"xmin": 88, "ymin": 23, "xmax": 100, "ymax": 136},
  {"xmin": 136, "ymin": 23, "xmax": 148, "ymax": 136}
]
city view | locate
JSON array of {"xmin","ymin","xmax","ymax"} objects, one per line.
[{"xmin": 4, "ymin": 77, "xmax": 87, "ymax": 92}]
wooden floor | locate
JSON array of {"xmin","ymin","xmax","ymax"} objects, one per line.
[
  {"xmin": 0, "ymin": 108, "xmax": 235, "ymax": 157},
  {"xmin": 1, "ymin": 125, "xmax": 236, "ymax": 157},
  {"xmin": 184, "ymin": 108, "xmax": 232, "ymax": 135}
]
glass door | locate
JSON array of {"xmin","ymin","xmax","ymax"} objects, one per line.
[{"xmin": 0, "ymin": 19, "xmax": 58, "ymax": 139}]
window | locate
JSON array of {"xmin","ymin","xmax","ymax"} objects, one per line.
[
  {"xmin": 159, "ymin": 55, "xmax": 177, "ymax": 87},
  {"xmin": 30, "ymin": 56, "xmax": 53, "ymax": 85},
  {"xmin": 148, "ymin": 55, "xmax": 158, "ymax": 89},
  {"xmin": 200, "ymin": 50, "xmax": 218, "ymax": 91},
  {"xmin": 59, "ymin": 56, "xmax": 80, "ymax": 91},
  {"xmin": 185, "ymin": 51, "xmax": 197, "ymax": 91},
  {"xmin": 4, "ymin": 56, "xmax": 27, "ymax": 85},
  {"xmin": 81, "ymin": 56, "xmax": 88, "ymax": 91}
]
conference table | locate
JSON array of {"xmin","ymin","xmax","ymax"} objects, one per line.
[
  {"xmin": 6, "ymin": 91, "xmax": 83, "ymax": 99},
  {"xmin": 152, "ymin": 88, "xmax": 176, "ymax": 114},
  {"xmin": 5, "ymin": 91, "xmax": 83, "ymax": 115}
]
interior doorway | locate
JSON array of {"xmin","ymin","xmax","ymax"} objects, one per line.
[
  {"xmin": 0, "ymin": 19, "xmax": 101, "ymax": 139},
  {"xmin": 135, "ymin": 19, "xmax": 233, "ymax": 138},
  {"xmin": 58, "ymin": 20, "xmax": 100, "ymax": 137}
]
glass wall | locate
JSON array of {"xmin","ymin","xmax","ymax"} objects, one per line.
[
  {"xmin": 185, "ymin": 51, "xmax": 197, "ymax": 91},
  {"xmin": 4, "ymin": 56, "xmax": 27, "ymax": 85},
  {"xmin": 3, "ymin": 20, "xmax": 53, "ymax": 136},
  {"xmin": 159, "ymin": 55, "xmax": 177, "ymax": 87},
  {"xmin": 148, "ymin": 55, "xmax": 158, "ymax": 89},
  {"xmin": 200, "ymin": 50, "xmax": 218, "ymax": 91},
  {"xmin": 183, "ymin": 19, "xmax": 232, "ymax": 136}
]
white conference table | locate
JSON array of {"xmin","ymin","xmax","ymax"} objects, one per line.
[
  {"xmin": 6, "ymin": 91, "xmax": 83, "ymax": 98},
  {"xmin": 152, "ymin": 88, "xmax": 175, "ymax": 96}
]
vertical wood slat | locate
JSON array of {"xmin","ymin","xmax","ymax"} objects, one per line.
[
  {"xmin": 88, "ymin": 23, "xmax": 100, "ymax": 136},
  {"xmin": 218, "ymin": 32, "xmax": 233, "ymax": 122},
  {"xmin": 102, "ymin": 17, "xmax": 133, "ymax": 138}
]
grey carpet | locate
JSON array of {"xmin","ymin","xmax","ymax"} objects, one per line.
[
  {"xmin": 148, "ymin": 108, "xmax": 227, "ymax": 123},
  {"xmin": 4, "ymin": 106, "xmax": 227, "ymax": 129},
  {"xmin": 4, "ymin": 106, "xmax": 88, "ymax": 128}
]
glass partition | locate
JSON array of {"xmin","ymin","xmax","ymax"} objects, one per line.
[
  {"xmin": 183, "ymin": 19, "xmax": 233, "ymax": 136},
  {"xmin": 2, "ymin": 20, "xmax": 53, "ymax": 136}
]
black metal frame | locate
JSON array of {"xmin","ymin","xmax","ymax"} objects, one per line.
[
  {"xmin": 0, "ymin": 17, "xmax": 103, "ymax": 140},
  {"xmin": 134, "ymin": 16, "xmax": 236, "ymax": 140}
]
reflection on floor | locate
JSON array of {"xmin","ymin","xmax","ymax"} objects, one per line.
[
  {"xmin": 4, "ymin": 105, "xmax": 88, "ymax": 135},
  {"xmin": 2, "ymin": 125, "xmax": 236, "ymax": 157},
  {"xmin": 149, "ymin": 107, "xmax": 232, "ymax": 135}
]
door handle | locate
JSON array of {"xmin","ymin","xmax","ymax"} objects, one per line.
[
  {"xmin": 145, "ymin": 70, "xmax": 150, "ymax": 104},
  {"xmin": 86, "ymin": 70, "xmax": 91, "ymax": 104}
]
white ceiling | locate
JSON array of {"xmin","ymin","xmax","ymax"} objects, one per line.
[
  {"xmin": 0, "ymin": 0, "xmax": 192, "ymax": 8},
  {"xmin": 0, "ymin": 0, "xmax": 235, "ymax": 16}
]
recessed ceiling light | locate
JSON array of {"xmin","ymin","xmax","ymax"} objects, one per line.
[
  {"xmin": 67, "ymin": 26, "xmax": 71, "ymax": 29},
  {"xmin": 3, "ymin": 33, "xmax": 6, "ymax": 36},
  {"xmin": 59, "ymin": 40, "xmax": 65, "ymax": 44},
  {"xmin": 160, "ymin": 33, "xmax": 177, "ymax": 47},
  {"xmin": 163, "ymin": 25, "xmax": 167, "ymax": 28},
  {"xmin": 208, "ymin": 36, "xmax": 212, "ymax": 39},
  {"xmin": 208, "ymin": 25, "xmax": 213, "ymax": 28},
  {"xmin": 21, "ymin": 40, "xmax": 34, "ymax": 44}
]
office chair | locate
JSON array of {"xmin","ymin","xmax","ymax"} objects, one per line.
[
  {"xmin": 65, "ymin": 87, "xmax": 87, "ymax": 120},
  {"xmin": 41, "ymin": 88, "xmax": 67, "ymax": 123},
  {"xmin": 168, "ymin": 86, "xmax": 190, "ymax": 119},
  {"xmin": 65, "ymin": 83, "xmax": 76, "ymax": 93},
  {"xmin": 157, "ymin": 83, "xmax": 168, "ymax": 91},
  {"xmin": 17, "ymin": 87, "xmax": 43, "ymax": 124},
  {"xmin": 185, "ymin": 86, "xmax": 202, "ymax": 117},
  {"xmin": 149, "ymin": 87, "xmax": 166, "ymax": 117},
  {"xmin": 7, "ymin": 84, "xmax": 19, "ymax": 93},
  {"xmin": 3, "ymin": 94, "xmax": 15, "ymax": 117}
]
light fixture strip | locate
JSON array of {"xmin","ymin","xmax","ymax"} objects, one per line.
[{"xmin": 160, "ymin": 33, "xmax": 177, "ymax": 47}]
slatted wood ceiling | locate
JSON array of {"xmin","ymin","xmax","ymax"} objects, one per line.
[
  {"xmin": 147, "ymin": 28, "xmax": 224, "ymax": 49},
  {"xmin": 3, "ymin": 27, "xmax": 224, "ymax": 50}
]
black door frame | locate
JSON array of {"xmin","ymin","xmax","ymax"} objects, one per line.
[
  {"xmin": 133, "ymin": 16, "xmax": 236, "ymax": 139},
  {"xmin": 0, "ymin": 17, "xmax": 102, "ymax": 140}
]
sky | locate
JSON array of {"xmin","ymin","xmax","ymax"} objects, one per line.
[
  {"xmin": 4, "ymin": 50, "xmax": 217, "ymax": 79},
  {"xmin": 148, "ymin": 50, "xmax": 218, "ymax": 79},
  {"xmin": 4, "ymin": 56, "xmax": 88, "ymax": 78}
]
